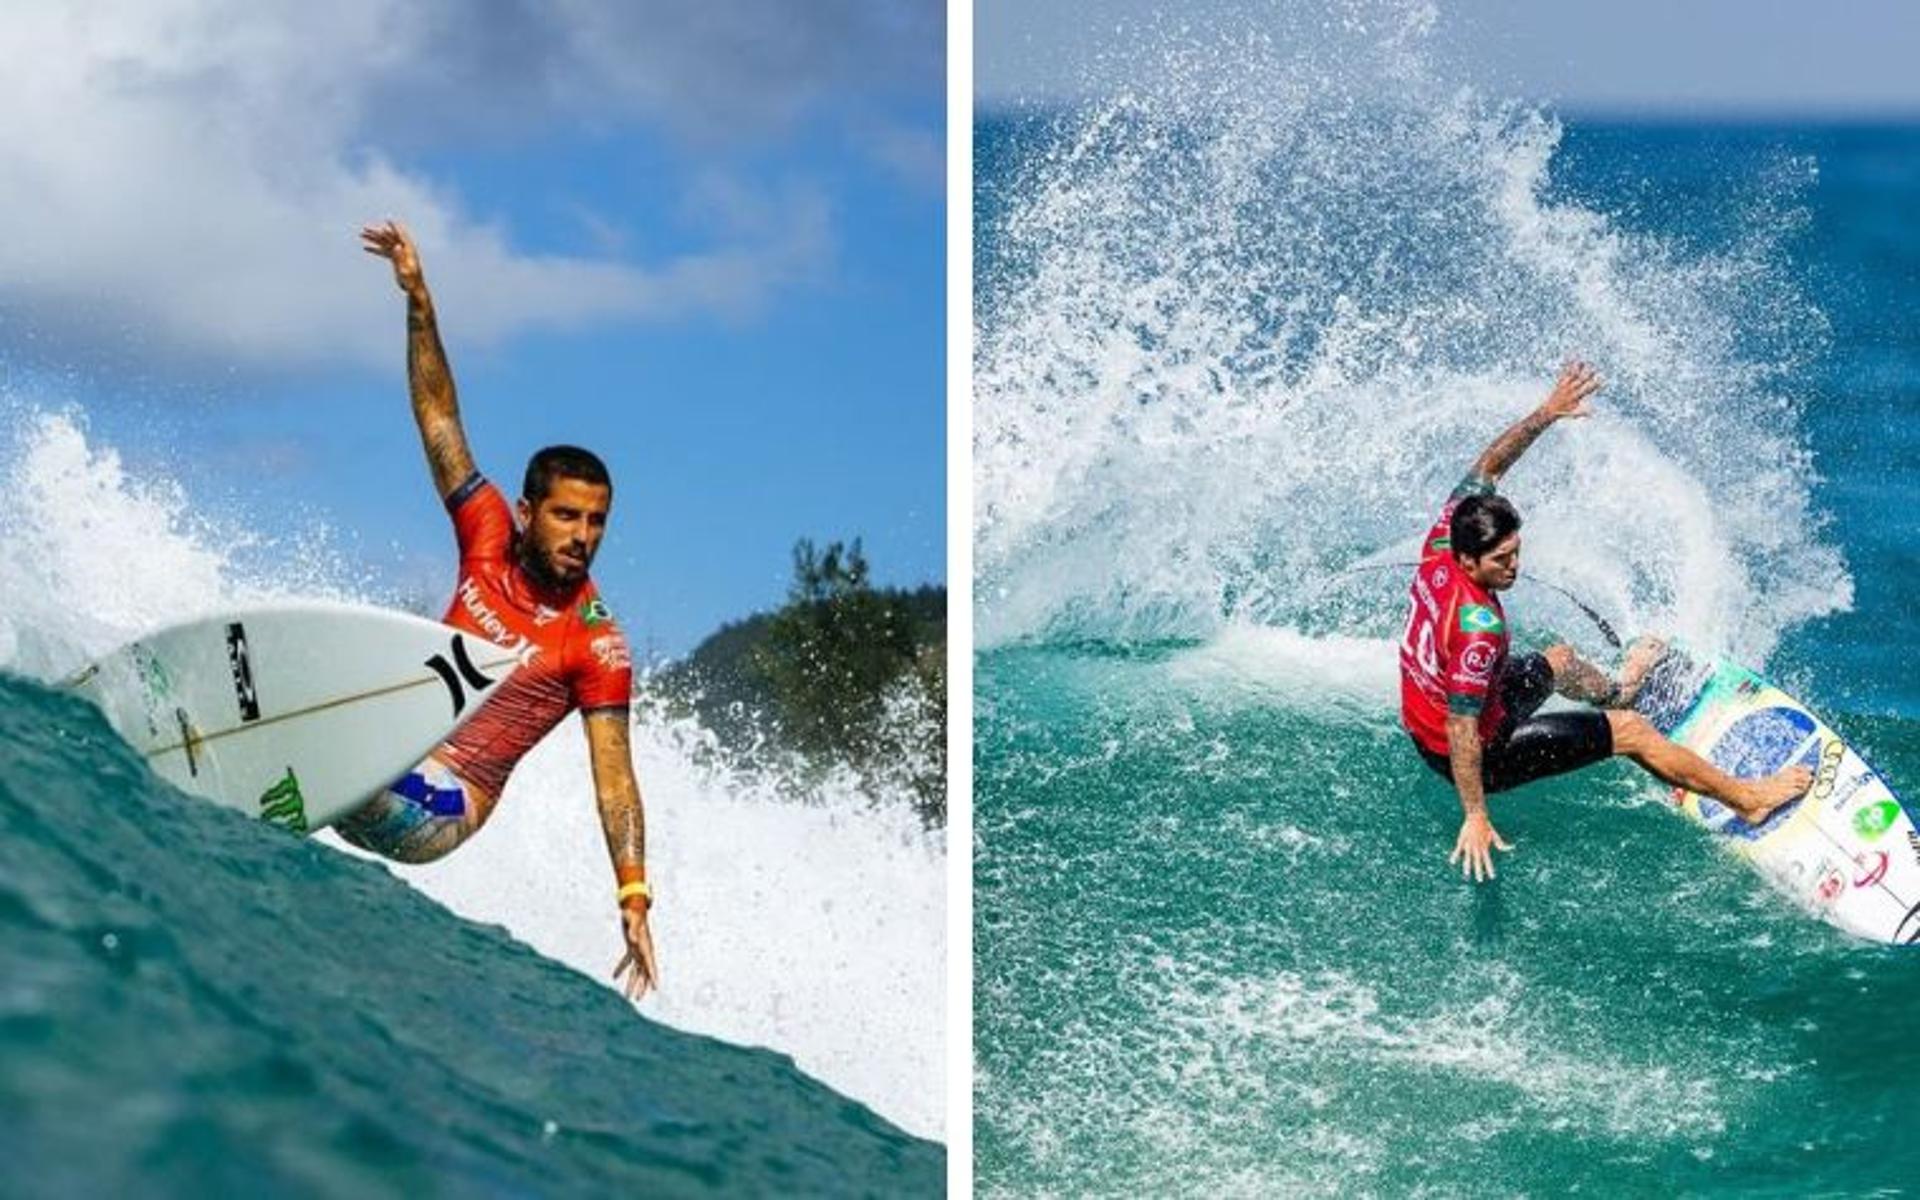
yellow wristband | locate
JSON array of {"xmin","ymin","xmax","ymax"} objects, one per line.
[{"xmin": 617, "ymin": 880, "xmax": 652, "ymax": 905}]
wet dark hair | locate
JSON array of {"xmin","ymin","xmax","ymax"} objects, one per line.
[
  {"xmin": 1450, "ymin": 494, "xmax": 1521, "ymax": 559},
  {"xmin": 522, "ymin": 445, "xmax": 611, "ymax": 504}
]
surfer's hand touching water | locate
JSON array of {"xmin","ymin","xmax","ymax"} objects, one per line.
[
  {"xmin": 1445, "ymin": 714, "xmax": 1510, "ymax": 881},
  {"xmin": 614, "ymin": 905, "xmax": 659, "ymax": 1002},
  {"xmin": 1449, "ymin": 811, "xmax": 1512, "ymax": 882}
]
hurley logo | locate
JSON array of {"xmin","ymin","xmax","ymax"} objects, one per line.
[{"xmin": 457, "ymin": 578, "xmax": 538, "ymax": 661}]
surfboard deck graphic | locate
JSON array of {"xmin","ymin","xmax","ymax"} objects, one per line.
[
  {"xmin": 1633, "ymin": 647, "xmax": 1919, "ymax": 943},
  {"xmin": 64, "ymin": 602, "xmax": 521, "ymax": 832}
]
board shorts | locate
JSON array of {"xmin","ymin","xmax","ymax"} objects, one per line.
[
  {"xmin": 1413, "ymin": 652, "xmax": 1614, "ymax": 794},
  {"xmin": 333, "ymin": 757, "xmax": 477, "ymax": 864}
]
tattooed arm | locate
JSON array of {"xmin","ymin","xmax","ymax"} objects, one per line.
[
  {"xmin": 586, "ymin": 709, "xmax": 659, "ymax": 1000},
  {"xmin": 1445, "ymin": 712, "xmax": 1510, "ymax": 883},
  {"xmin": 1470, "ymin": 360, "xmax": 1602, "ymax": 485},
  {"xmin": 359, "ymin": 221, "xmax": 477, "ymax": 500}
]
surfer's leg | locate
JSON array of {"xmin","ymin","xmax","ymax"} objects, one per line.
[
  {"xmin": 334, "ymin": 759, "xmax": 489, "ymax": 864},
  {"xmin": 1479, "ymin": 711, "xmax": 1614, "ymax": 792},
  {"xmin": 1606, "ymin": 710, "xmax": 1813, "ymax": 823},
  {"xmin": 1497, "ymin": 652, "xmax": 1556, "ymax": 723},
  {"xmin": 1540, "ymin": 644, "xmax": 1617, "ymax": 705},
  {"xmin": 1541, "ymin": 638, "xmax": 1666, "ymax": 707}
]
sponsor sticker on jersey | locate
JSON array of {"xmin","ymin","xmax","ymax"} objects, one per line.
[
  {"xmin": 1458, "ymin": 640, "xmax": 1498, "ymax": 683},
  {"xmin": 457, "ymin": 577, "xmax": 538, "ymax": 660},
  {"xmin": 590, "ymin": 632, "xmax": 631, "ymax": 672},
  {"xmin": 1459, "ymin": 605, "xmax": 1504, "ymax": 634},
  {"xmin": 1413, "ymin": 574, "xmax": 1439, "ymax": 618}
]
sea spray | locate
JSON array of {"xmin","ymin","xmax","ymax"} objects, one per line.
[{"xmin": 976, "ymin": 3, "xmax": 1846, "ymax": 659}]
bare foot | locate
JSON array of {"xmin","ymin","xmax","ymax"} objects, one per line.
[
  {"xmin": 1726, "ymin": 765, "xmax": 1814, "ymax": 826},
  {"xmin": 1612, "ymin": 635, "xmax": 1668, "ymax": 708}
]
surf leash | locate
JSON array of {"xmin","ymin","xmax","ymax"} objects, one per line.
[{"xmin": 1321, "ymin": 562, "xmax": 1624, "ymax": 649}]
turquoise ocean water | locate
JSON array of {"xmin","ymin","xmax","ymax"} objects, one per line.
[
  {"xmin": 975, "ymin": 14, "xmax": 1920, "ymax": 1197},
  {"xmin": 0, "ymin": 674, "xmax": 939, "ymax": 1196}
]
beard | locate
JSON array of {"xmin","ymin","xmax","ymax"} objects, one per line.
[{"xmin": 515, "ymin": 534, "xmax": 593, "ymax": 591}]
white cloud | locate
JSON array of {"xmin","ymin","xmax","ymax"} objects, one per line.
[
  {"xmin": 0, "ymin": 1, "xmax": 936, "ymax": 370},
  {"xmin": 859, "ymin": 119, "xmax": 945, "ymax": 193}
]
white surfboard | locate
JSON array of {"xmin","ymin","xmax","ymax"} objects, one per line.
[
  {"xmin": 61, "ymin": 602, "xmax": 521, "ymax": 834},
  {"xmin": 1633, "ymin": 647, "xmax": 1919, "ymax": 943}
]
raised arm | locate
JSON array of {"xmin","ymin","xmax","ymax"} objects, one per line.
[
  {"xmin": 1468, "ymin": 360, "xmax": 1602, "ymax": 485},
  {"xmin": 359, "ymin": 221, "xmax": 476, "ymax": 500},
  {"xmin": 585, "ymin": 710, "xmax": 658, "ymax": 1001}
]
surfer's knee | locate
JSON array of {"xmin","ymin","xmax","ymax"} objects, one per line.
[
  {"xmin": 1543, "ymin": 645, "xmax": 1589, "ymax": 683},
  {"xmin": 332, "ymin": 783, "xmax": 476, "ymax": 864},
  {"xmin": 1542, "ymin": 643, "xmax": 1578, "ymax": 676},
  {"xmin": 1605, "ymin": 709, "xmax": 1655, "ymax": 757},
  {"xmin": 385, "ymin": 826, "xmax": 466, "ymax": 864},
  {"xmin": 336, "ymin": 815, "xmax": 466, "ymax": 864}
]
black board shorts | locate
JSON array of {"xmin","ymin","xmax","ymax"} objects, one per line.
[{"xmin": 1414, "ymin": 652, "xmax": 1615, "ymax": 794}]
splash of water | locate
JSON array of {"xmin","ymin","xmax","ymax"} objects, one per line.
[
  {"xmin": 0, "ymin": 406, "xmax": 944, "ymax": 1138},
  {"xmin": 975, "ymin": 2, "xmax": 1848, "ymax": 663}
]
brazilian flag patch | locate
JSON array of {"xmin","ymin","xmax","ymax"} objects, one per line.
[
  {"xmin": 1459, "ymin": 604, "xmax": 1504, "ymax": 634},
  {"xmin": 579, "ymin": 598, "xmax": 611, "ymax": 627}
]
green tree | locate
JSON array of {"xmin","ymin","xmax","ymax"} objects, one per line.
[
  {"xmin": 645, "ymin": 539, "xmax": 946, "ymax": 824},
  {"xmin": 756, "ymin": 538, "xmax": 920, "ymax": 762}
]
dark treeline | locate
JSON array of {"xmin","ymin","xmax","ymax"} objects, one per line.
[{"xmin": 647, "ymin": 538, "xmax": 946, "ymax": 825}]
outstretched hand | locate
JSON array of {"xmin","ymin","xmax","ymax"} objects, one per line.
[
  {"xmin": 359, "ymin": 220, "xmax": 425, "ymax": 295},
  {"xmin": 611, "ymin": 904, "xmax": 659, "ymax": 1002},
  {"xmin": 1540, "ymin": 359, "xmax": 1602, "ymax": 421},
  {"xmin": 1449, "ymin": 811, "xmax": 1512, "ymax": 883}
]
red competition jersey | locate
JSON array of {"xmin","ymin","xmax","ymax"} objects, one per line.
[
  {"xmin": 1399, "ymin": 478, "xmax": 1510, "ymax": 756},
  {"xmin": 434, "ymin": 475, "xmax": 632, "ymax": 799}
]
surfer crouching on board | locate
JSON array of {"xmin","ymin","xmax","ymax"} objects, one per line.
[
  {"xmin": 340, "ymin": 221, "xmax": 659, "ymax": 1000},
  {"xmin": 1401, "ymin": 361, "xmax": 1813, "ymax": 883}
]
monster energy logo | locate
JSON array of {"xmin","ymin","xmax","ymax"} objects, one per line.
[
  {"xmin": 258, "ymin": 767, "xmax": 308, "ymax": 834},
  {"xmin": 1459, "ymin": 605, "xmax": 1504, "ymax": 634},
  {"xmin": 135, "ymin": 648, "xmax": 172, "ymax": 701}
]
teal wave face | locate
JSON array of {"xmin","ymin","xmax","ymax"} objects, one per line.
[
  {"xmin": 0, "ymin": 674, "xmax": 941, "ymax": 1197},
  {"xmin": 975, "ymin": 647, "xmax": 1920, "ymax": 1195}
]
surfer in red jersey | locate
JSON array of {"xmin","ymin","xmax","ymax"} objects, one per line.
[
  {"xmin": 1401, "ymin": 361, "xmax": 1813, "ymax": 883},
  {"xmin": 340, "ymin": 221, "xmax": 658, "ymax": 1000}
]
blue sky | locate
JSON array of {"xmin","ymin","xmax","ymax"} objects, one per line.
[
  {"xmin": 0, "ymin": 3, "xmax": 942, "ymax": 659},
  {"xmin": 978, "ymin": 0, "xmax": 1920, "ymax": 117}
]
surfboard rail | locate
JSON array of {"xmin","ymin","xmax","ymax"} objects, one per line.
[{"xmin": 65, "ymin": 600, "xmax": 523, "ymax": 833}]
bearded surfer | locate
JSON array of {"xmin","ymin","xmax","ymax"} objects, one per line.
[
  {"xmin": 1400, "ymin": 361, "xmax": 1814, "ymax": 882},
  {"xmin": 342, "ymin": 221, "xmax": 658, "ymax": 999}
]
